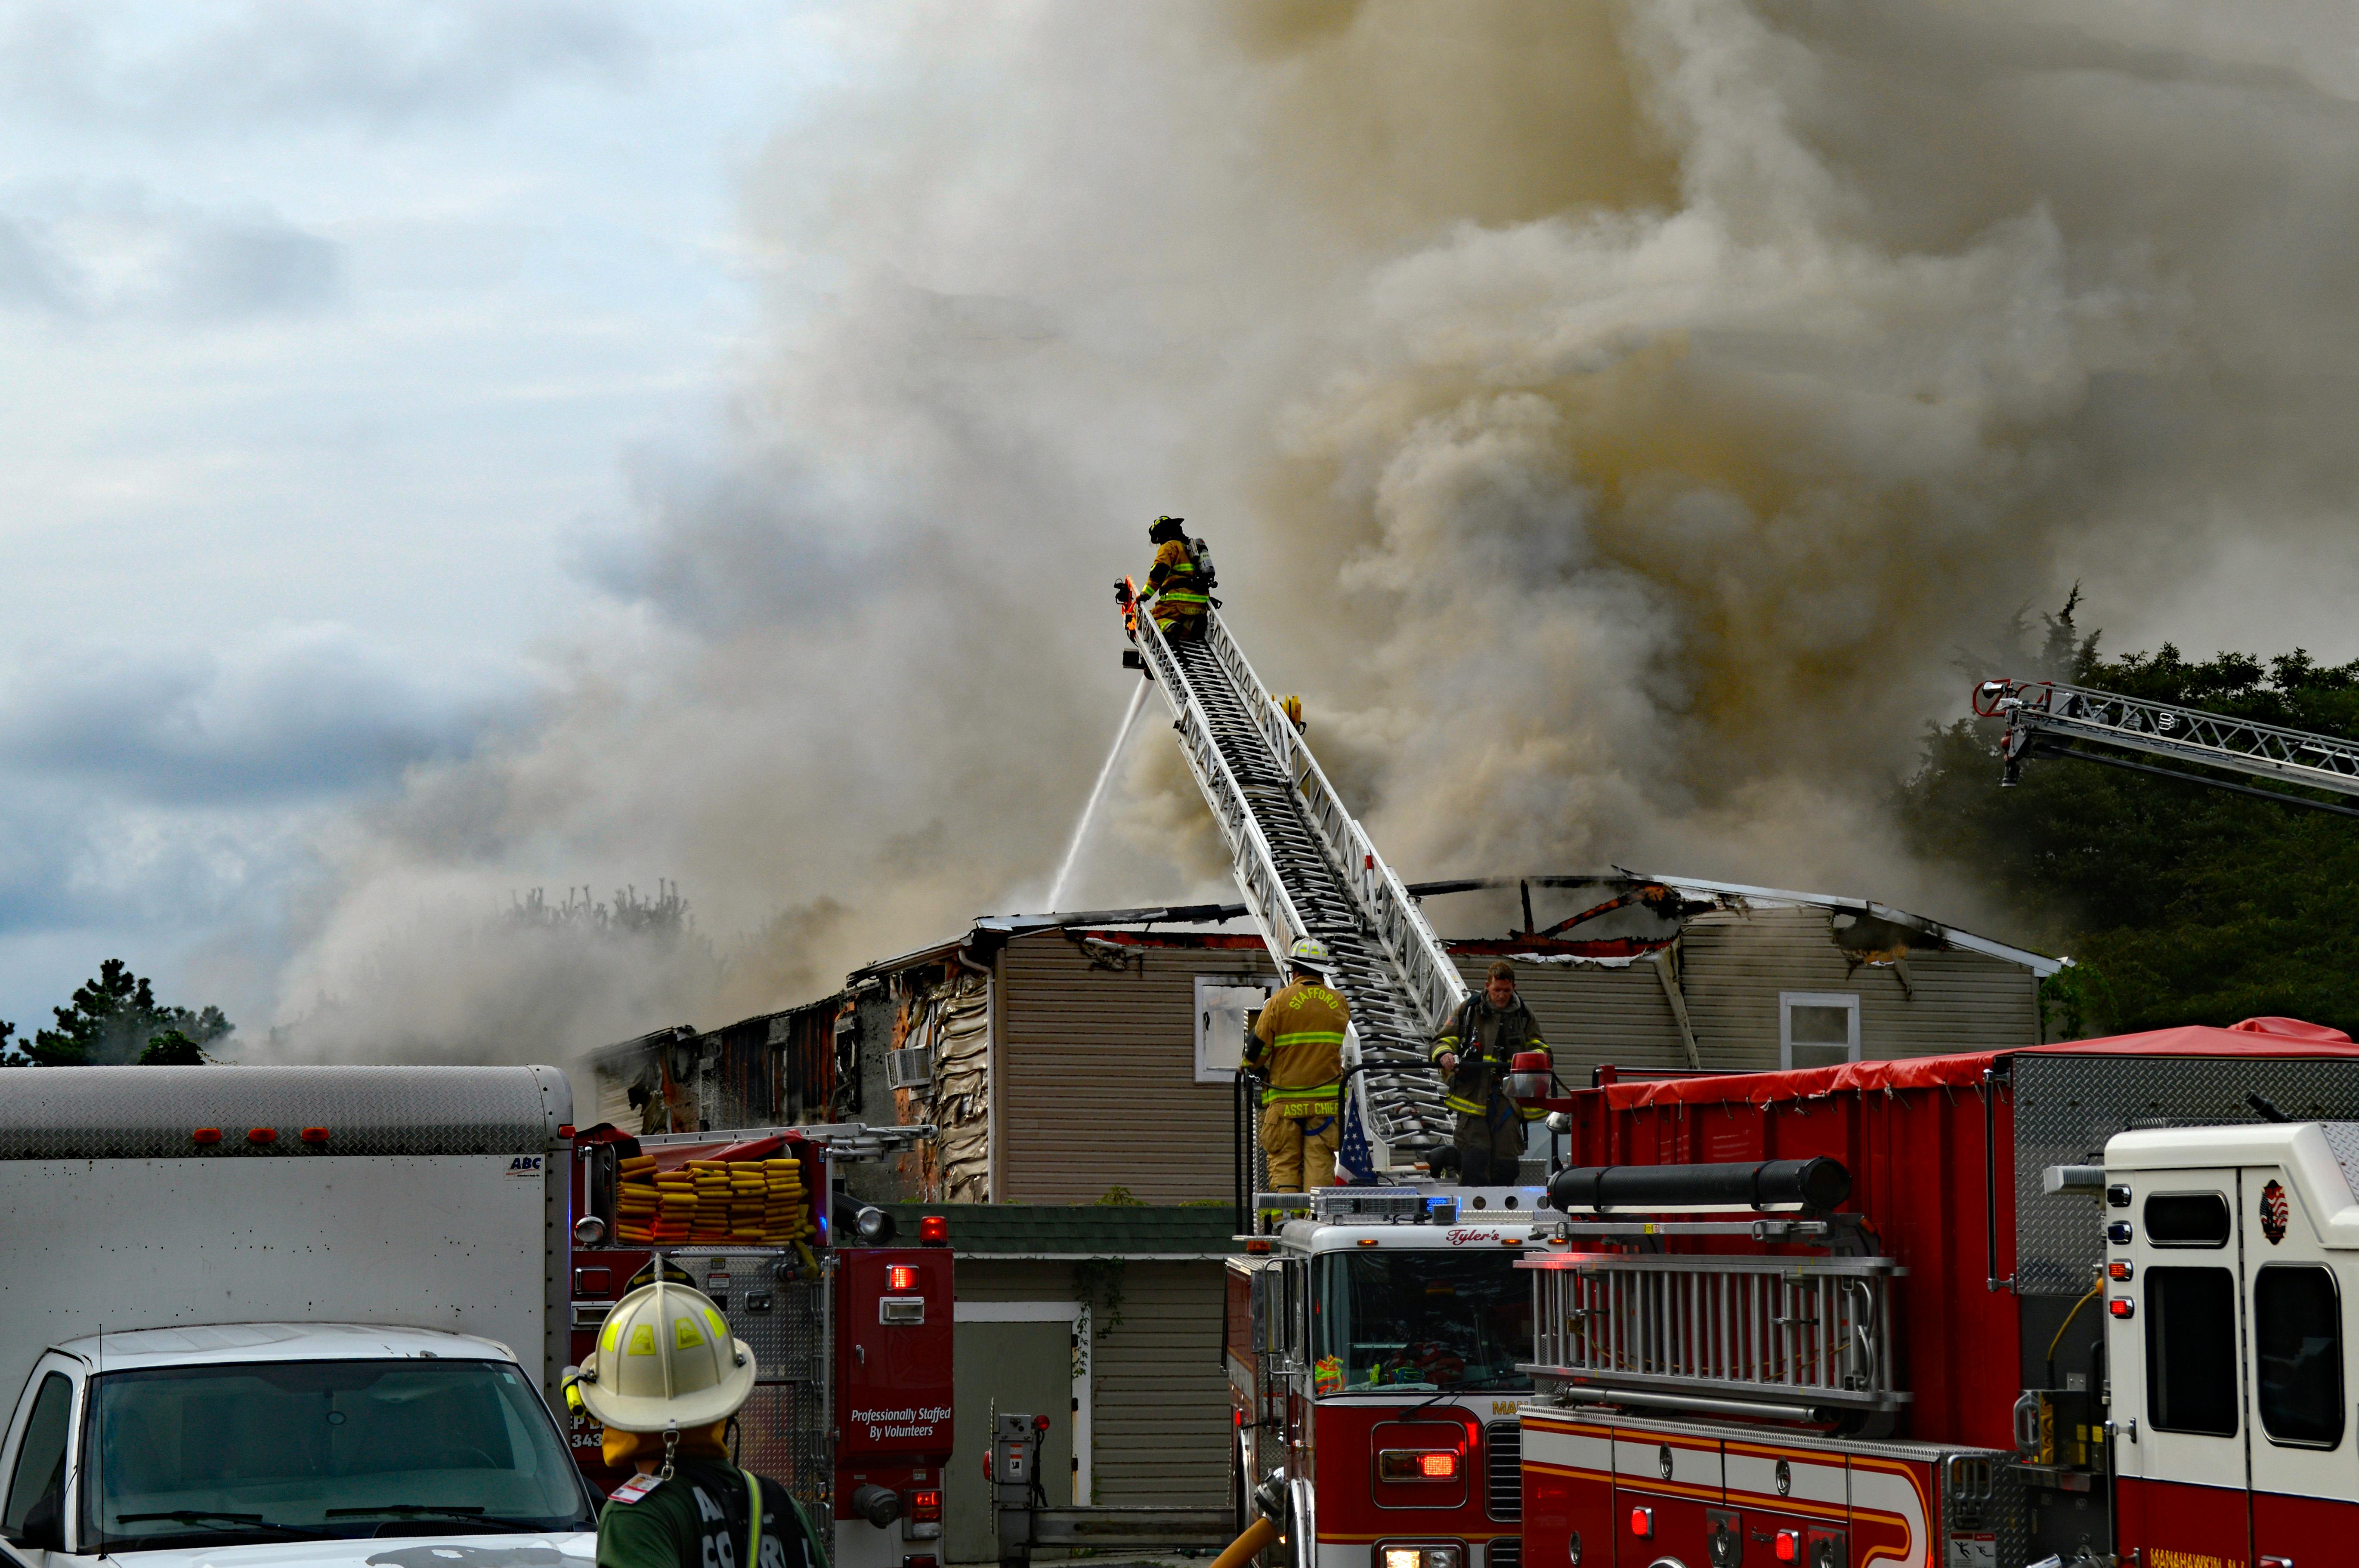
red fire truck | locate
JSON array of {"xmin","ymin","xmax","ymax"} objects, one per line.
[
  {"xmin": 1227, "ymin": 1182, "xmax": 1554, "ymax": 1568},
  {"xmin": 1519, "ymin": 1015, "xmax": 2359, "ymax": 1568},
  {"xmin": 568, "ymin": 1123, "xmax": 955, "ymax": 1568},
  {"xmin": 1231, "ymin": 1018, "xmax": 2359, "ymax": 1568}
]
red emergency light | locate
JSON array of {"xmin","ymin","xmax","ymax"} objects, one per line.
[
  {"xmin": 1377, "ymin": 1450, "xmax": 1460, "ymax": 1482},
  {"xmin": 247, "ymin": 1127, "xmax": 277, "ymax": 1145},
  {"xmin": 300, "ymin": 1127, "xmax": 331, "ymax": 1145},
  {"xmin": 910, "ymin": 1490, "xmax": 941, "ymax": 1523},
  {"xmin": 1628, "ymin": 1506, "xmax": 1653, "ymax": 1538},
  {"xmin": 887, "ymin": 1264, "xmax": 919, "ymax": 1292},
  {"xmin": 2108, "ymin": 1261, "xmax": 2134, "ymax": 1282},
  {"xmin": 919, "ymin": 1214, "xmax": 949, "ymax": 1245},
  {"xmin": 191, "ymin": 1128, "xmax": 223, "ymax": 1146},
  {"xmin": 2109, "ymin": 1298, "xmax": 2135, "ymax": 1319},
  {"xmin": 1773, "ymin": 1529, "xmax": 1800, "ymax": 1563}
]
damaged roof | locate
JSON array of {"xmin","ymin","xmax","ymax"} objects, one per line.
[{"xmin": 840, "ymin": 870, "xmax": 2062, "ymax": 988}]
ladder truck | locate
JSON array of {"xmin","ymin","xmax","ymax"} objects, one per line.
[
  {"xmin": 1976, "ymin": 677, "xmax": 2359, "ymax": 817},
  {"xmin": 1112, "ymin": 574, "xmax": 1560, "ymax": 1568},
  {"xmin": 1516, "ymin": 1016, "xmax": 2359, "ymax": 1568}
]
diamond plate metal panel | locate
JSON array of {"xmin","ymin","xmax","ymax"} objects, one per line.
[
  {"xmin": 2314, "ymin": 1121, "xmax": 2359, "ymax": 1201},
  {"xmin": 676, "ymin": 1250, "xmax": 832, "ymax": 1519},
  {"xmin": 2012, "ymin": 1054, "xmax": 2359, "ymax": 1294},
  {"xmin": 0, "ymin": 1064, "xmax": 568, "ymax": 1158}
]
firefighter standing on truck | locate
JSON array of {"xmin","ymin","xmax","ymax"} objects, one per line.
[
  {"xmin": 1432, "ymin": 959, "xmax": 1549, "ymax": 1186},
  {"xmin": 1246, "ymin": 937, "xmax": 1351, "ymax": 1189},
  {"xmin": 571, "ymin": 1276, "xmax": 829, "ymax": 1568},
  {"xmin": 1142, "ymin": 515, "xmax": 1209, "ymax": 638}
]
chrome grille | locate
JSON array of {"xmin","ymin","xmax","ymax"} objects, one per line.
[{"xmin": 1486, "ymin": 1421, "xmax": 1521, "ymax": 1520}]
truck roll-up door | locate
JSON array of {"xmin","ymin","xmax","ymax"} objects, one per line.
[{"xmin": 2108, "ymin": 1169, "xmax": 2250, "ymax": 1566}]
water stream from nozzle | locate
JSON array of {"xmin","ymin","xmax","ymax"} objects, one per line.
[{"xmin": 1045, "ymin": 677, "xmax": 1150, "ymax": 912}]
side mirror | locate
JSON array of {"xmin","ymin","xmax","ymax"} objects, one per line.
[{"xmin": 19, "ymin": 1490, "xmax": 64, "ymax": 1553}]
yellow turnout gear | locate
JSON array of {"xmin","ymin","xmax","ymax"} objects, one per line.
[
  {"xmin": 1432, "ymin": 994, "xmax": 1550, "ymax": 1122},
  {"xmin": 1247, "ymin": 976, "xmax": 1349, "ymax": 1113},
  {"xmin": 1145, "ymin": 538, "xmax": 1208, "ymax": 624}
]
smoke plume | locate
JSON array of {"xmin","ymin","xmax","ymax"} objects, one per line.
[{"xmin": 257, "ymin": 0, "xmax": 2359, "ymax": 1064}]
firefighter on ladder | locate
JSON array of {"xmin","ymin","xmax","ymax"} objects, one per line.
[
  {"xmin": 570, "ymin": 1275, "xmax": 829, "ymax": 1568},
  {"xmin": 1142, "ymin": 515, "xmax": 1209, "ymax": 639},
  {"xmin": 1245, "ymin": 937, "xmax": 1351, "ymax": 1189},
  {"xmin": 1431, "ymin": 959, "xmax": 1549, "ymax": 1186}
]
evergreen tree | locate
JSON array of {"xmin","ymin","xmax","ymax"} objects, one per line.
[
  {"xmin": 1898, "ymin": 598, "xmax": 2359, "ymax": 1037},
  {"xmin": 6, "ymin": 960, "xmax": 232, "ymax": 1066}
]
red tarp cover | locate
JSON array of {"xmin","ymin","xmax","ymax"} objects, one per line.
[{"xmin": 1600, "ymin": 1015, "xmax": 2359, "ymax": 1110}]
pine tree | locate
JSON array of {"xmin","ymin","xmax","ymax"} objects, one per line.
[{"xmin": 7, "ymin": 960, "xmax": 232, "ymax": 1066}]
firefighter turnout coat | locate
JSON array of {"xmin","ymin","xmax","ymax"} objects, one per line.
[
  {"xmin": 1144, "ymin": 538, "xmax": 1209, "ymax": 623},
  {"xmin": 1247, "ymin": 977, "xmax": 1351, "ymax": 1115},
  {"xmin": 1432, "ymin": 994, "xmax": 1549, "ymax": 1122}
]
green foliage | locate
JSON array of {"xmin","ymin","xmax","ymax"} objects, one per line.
[
  {"xmin": 5, "ymin": 960, "xmax": 232, "ymax": 1067},
  {"xmin": 1898, "ymin": 598, "xmax": 2359, "ymax": 1039}
]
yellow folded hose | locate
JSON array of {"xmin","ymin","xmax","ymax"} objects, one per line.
[{"xmin": 1207, "ymin": 1516, "xmax": 1281, "ymax": 1568}]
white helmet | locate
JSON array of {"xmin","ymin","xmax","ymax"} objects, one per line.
[
  {"xmin": 1287, "ymin": 937, "xmax": 1336, "ymax": 975},
  {"xmin": 573, "ymin": 1279, "xmax": 758, "ymax": 1432}
]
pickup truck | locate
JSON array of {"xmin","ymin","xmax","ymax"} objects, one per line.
[{"xmin": 0, "ymin": 1065, "xmax": 595, "ymax": 1565}]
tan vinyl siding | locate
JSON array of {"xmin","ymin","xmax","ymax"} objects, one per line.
[
  {"xmin": 1676, "ymin": 906, "xmax": 2041, "ymax": 1068},
  {"xmin": 1454, "ymin": 957, "xmax": 1688, "ymax": 1076},
  {"xmin": 996, "ymin": 932, "xmax": 1275, "ymax": 1203}
]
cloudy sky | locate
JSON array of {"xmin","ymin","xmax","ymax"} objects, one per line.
[
  {"xmin": 8, "ymin": 1, "xmax": 2359, "ymax": 1062},
  {"xmin": 0, "ymin": 2, "xmax": 840, "ymax": 1035}
]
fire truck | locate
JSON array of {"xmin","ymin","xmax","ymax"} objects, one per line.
[
  {"xmin": 568, "ymin": 1121, "xmax": 955, "ymax": 1568},
  {"xmin": 1226, "ymin": 1183, "xmax": 1555, "ymax": 1568},
  {"xmin": 1514, "ymin": 1015, "xmax": 2359, "ymax": 1568},
  {"xmin": 1227, "ymin": 1019, "xmax": 2359, "ymax": 1568}
]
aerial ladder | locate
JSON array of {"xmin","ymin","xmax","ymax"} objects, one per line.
[
  {"xmin": 1115, "ymin": 580, "xmax": 1462, "ymax": 1171},
  {"xmin": 1977, "ymin": 676, "xmax": 2359, "ymax": 817}
]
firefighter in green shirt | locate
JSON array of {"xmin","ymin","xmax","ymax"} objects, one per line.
[{"xmin": 570, "ymin": 1276, "xmax": 831, "ymax": 1568}]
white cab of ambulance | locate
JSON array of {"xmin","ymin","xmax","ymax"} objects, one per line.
[{"xmin": 0, "ymin": 1066, "xmax": 598, "ymax": 1568}]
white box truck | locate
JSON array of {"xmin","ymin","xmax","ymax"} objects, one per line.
[{"xmin": 0, "ymin": 1064, "xmax": 597, "ymax": 1568}]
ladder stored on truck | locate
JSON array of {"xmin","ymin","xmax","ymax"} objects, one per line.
[
  {"xmin": 1119, "ymin": 588, "xmax": 1462, "ymax": 1161},
  {"xmin": 1979, "ymin": 676, "xmax": 2359, "ymax": 815}
]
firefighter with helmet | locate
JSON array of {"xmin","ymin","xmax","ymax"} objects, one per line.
[
  {"xmin": 1431, "ymin": 959, "xmax": 1550, "ymax": 1186},
  {"xmin": 570, "ymin": 1273, "xmax": 829, "ymax": 1568},
  {"xmin": 1245, "ymin": 937, "xmax": 1351, "ymax": 1189},
  {"xmin": 1141, "ymin": 516, "xmax": 1210, "ymax": 639}
]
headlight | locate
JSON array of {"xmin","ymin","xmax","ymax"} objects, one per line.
[{"xmin": 1379, "ymin": 1545, "xmax": 1461, "ymax": 1568}]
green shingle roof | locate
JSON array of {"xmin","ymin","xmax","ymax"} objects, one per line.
[{"xmin": 878, "ymin": 1203, "xmax": 1243, "ymax": 1257}]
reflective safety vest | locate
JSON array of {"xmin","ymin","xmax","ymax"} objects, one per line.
[
  {"xmin": 1431, "ymin": 994, "xmax": 1549, "ymax": 1122},
  {"xmin": 1246, "ymin": 978, "xmax": 1350, "ymax": 1113},
  {"xmin": 1146, "ymin": 539, "xmax": 1209, "ymax": 612}
]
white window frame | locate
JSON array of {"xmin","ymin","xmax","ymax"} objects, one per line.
[
  {"xmin": 1779, "ymin": 991, "xmax": 1861, "ymax": 1070},
  {"xmin": 1195, "ymin": 975, "xmax": 1279, "ymax": 1084}
]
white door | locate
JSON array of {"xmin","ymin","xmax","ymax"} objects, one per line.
[
  {"xmin": 2241, "ymin": 1160, "xmax": 2354, "ymax": 1565},
  {"xmin": 2107, "ymin": 1170, "xmax": 2250, "ymax": 1562}
]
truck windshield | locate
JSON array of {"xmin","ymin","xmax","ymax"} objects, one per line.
[
  {"xmin": 80, "ymin": 1358, "xmax": 595, "ymax": 1548},
  {"xmin": 1312, "ymin": 1250, "xmax": 1533, "ymax": 1394}
]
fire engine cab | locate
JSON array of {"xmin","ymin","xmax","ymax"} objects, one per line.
[{"xmin": 1227, "ymin": 1185, "xmax": 1550, "ymax": 1568}]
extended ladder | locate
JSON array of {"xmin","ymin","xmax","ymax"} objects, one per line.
[
  {"xmin": 1121, "ymin": 593, "xmax": 1462, "ymax": 1158},
  {"xmin": 1978, "ymin": 678, "xmax": 2359, "ymax": 805}
]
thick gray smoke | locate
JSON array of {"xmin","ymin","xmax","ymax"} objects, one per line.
[{"xmin": 257, "ymin": 0, "xmax": 2359, "ymax": 1063}]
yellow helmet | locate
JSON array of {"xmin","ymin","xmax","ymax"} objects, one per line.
[{"xmin": 573, "ymin": 1279, "xmax": 758, "ymax": 1432}]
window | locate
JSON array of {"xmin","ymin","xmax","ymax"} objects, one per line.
[
  {"xmin": 1197, "ymin": 976, "xmax": 1279, "ymax": 1083},
  {"xmin": 77, "ymin": 1358, "xmax": 593, "ymax": 1548},
  {"xmin": 1312, "ymin": 1250, "xmax": 1533, "ymax": 1395},
  {"xmin": 2146, "ymin": 1267, "xmax": 2239, "ymax": 1437},
  {"xmin": 1779, "ymin": 992, "xmax": 1859, "ymax": 1071},
  {"xmin": 3, "ymin": 1373, "xmax": 71, "ymax": 1537},
  {"xmin": 2256, "ymin": 1265, "xmax": 2344, "ymax": 1448},
  {"xmin": 2144, "ymin": 1193, "xmax": 2231, "ymax": 1247}
]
